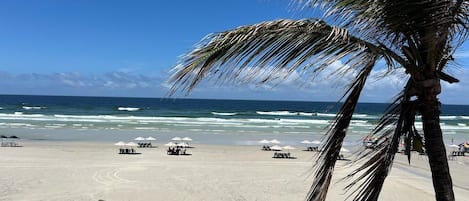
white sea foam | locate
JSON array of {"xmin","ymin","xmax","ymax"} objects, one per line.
[
  {"xmin": 457, "ymin": 123, "xmax": 467, "ymax": 127},
  {"xmin": 22, "ymin": 106, "xmax": 43, "ymax": 110},
  {"xmin": 440, "ymin": 116, "xmax": 458, "ymax": 120},
  {"xmin": 352, "ymin": 114, "xmax": 368, "ymax": 118},
  {"xmin": 299, "ymin": 112, "xmax": 314, "ymax": 116},
  {"xmin": 3, "ymin": 123, "xmax": 35, "ymax": 127},
  {"xmin": 117, "ymin": 107, "xmax": 140, "ymax": 111},
  {"xmin": 279, "ymin": 119, "xmax": 330, "ymax": 124},
  {"xmin": 134, "ymin": 127, "xmax": 156, "ymax": 130},
  {"xmin": 316, "ymin": 113, "xmax": 336, "ymax": 117},
  {"xmin": 256, "ymin": 111, "xmax": 298, "ymax": 116},
  {"xmin": 211, "ymin": 112, "xmax": 237, "ymax": 116},
  {"xmin": 441, "ymin": 125, "xmax": 469, "ymax": 130}
]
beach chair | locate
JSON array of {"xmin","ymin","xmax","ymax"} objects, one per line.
[
  {"xmin": 337, "ymin": 154, "xmax": 345, "ymax": 160},
  {"xmin": 451, "ymin": 151, "xmax": 465, "ymax": 156}
]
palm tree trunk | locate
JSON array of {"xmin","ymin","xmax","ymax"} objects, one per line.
[{"xmin": 419, "ymin": 92, "xmax": 455, "ymax": 201}]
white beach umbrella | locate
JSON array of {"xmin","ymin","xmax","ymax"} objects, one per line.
[
  {"xmin": 182, "ymin": 137, "xmax": 193, "ymax": 141},
  {"xmin": 270, "ymin": 139, "xmax": 281, "ymax": 144},
  {"xmin": 114, "ymin": 141, "xmax": 126, "ymax": 146},
  {"xmin": 270, "ymin": 145, "xmax": 283, "ymax": 151},
  {"xmin": 283, "ymin": 145, "xmax": 295, "ymax": 153},
  {"xmin": 449, "ymin": 144, "xmax": 460, "ymax": 149},
  {"xmin": 301, "ymin": 140, "xmax": 312, "ymax": 144},
  {"xmin": 165, "ymin": 142, "xmax": 177, "ymax": 147},
  {"xmin": 134, "ymin": 137, "xmax": 145, "ymax": 141},
  {"xmin": 282, "ymin": 145, "xmax": 295, "ymax": 150},
  {"xmin": 259, "ymin": 139, "xmax": 270, "ymax": 144},
  {"xmin": 340, "ymin": 147, "xmax": 350, "ymax": 153},
  {"xmin": 171, "ymin": 137, "xmax": 182, "ymax": 141},
  {"xmin": 126, "ymin": 142, "xmax": 138, "ymax": 147},
  {"xmin": 146, "ymin": 137, "xmax": 156, "ymax": 141}
]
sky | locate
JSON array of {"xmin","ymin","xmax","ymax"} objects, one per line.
[{"xmin": 0, "ymin": 0, "xmax": 468, "ymax": 104}]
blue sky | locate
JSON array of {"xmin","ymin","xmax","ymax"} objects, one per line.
[{"xmin": 0, "ymin": 0, "xmax": 468, "ymax": 104}]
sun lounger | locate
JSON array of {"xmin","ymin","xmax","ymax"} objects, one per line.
[
  {"xmin": 273, "ymin": 152, "xmax": 293, "ymax": 159},
  {"xmin": 337, "ymin": 154, "xmax": 345, "ymax": 160},
  {"xmin": 306, "ymin": 146, "xmax": 318, "ymax": 151},
  {"xmin": 262, "ymin": 146, "xmax": 271, "ymax": 151},
  {"xmin": 451, "ymin": 151, "xmax": 465, "ymax": 156}
]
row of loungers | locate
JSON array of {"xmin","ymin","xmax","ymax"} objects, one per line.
[
  {"xmin": 451, "ymin": 151, "xmax": 465, "ymax": 156},
  {"xmin": 273, "ymin": 152, "xmax": 292, "ymax": 158},
  {"xmin": 167, "ymin": 147, "xmax": 188, "ymax": 155},
  {"xmin": 119, "ymin": 148, "xmax": 138, "ymax": 154},
  {"xmin": 262, "ymin": 146, "xmax": 272, "ymax": 151},
  {"xmin": 305, "ymin": 146, "xmax": 319, "ymax": 151},
  {"xmin": 1, "ymin": 142, "xmax": 19, "ymax": 147},
  {"xmin": 138, "ymin": 142, "xmax": 153, "ymax": 148}
]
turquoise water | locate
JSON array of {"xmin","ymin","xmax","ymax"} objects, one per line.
[{"xmin": 0, "ymin": 95, "xmax": 468, "ymax": 145}]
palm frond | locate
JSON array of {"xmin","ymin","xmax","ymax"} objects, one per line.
[
  {"xmin": 306, "ymin": 54, "xmax": 377, "ymax": 201},
  {"xmin": 339, "ymin": 80, "xmax": 423, "ymax": 201},
  {"xmin": 299, "ymin": 0, "xmax": 469, "ymax": 64},
  {"xmin": 168, "ymin": 19, "xmax": 396, "ymax": 95}
]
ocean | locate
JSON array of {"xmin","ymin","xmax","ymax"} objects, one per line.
[{"xmin": 0, "ymin": 95, "xmax": 468, "ymax": 146}]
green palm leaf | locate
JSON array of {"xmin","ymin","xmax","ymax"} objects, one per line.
[
  {"xmin": 169, "ymin": 1, "xmax": 469, "ymax": 201},
  {"xmin": 169, "ymin": 19, "xmax": 393, "ymax": 95}
]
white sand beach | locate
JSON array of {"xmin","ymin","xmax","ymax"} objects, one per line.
[{"xmin": 1, "ymin": 141, "xmax": 469, "ymax": 201}]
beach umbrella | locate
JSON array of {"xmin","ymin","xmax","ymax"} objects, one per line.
[
  {"xmin": 283, "ymin": 145, "xmax": 295, "ymax": 153},
  {"xmin": 301, "ymin": 140, "xmax": 312, "ymax": 144},
  {"xmin": 165, "ymin": 142, "xmax": 177, "ymax": 147},
  {"xmin": 259, "ymin": 139, "xmax": 270, "ymax": 144},
  {"xmin": 270, "ymin": 145, "xmax": 283, "ymax": 151},
  {"xmin": 134, "ymin": 137, "xmax": 145, "ymax": 141},
  {"xmin": 126, "ymin": 142, "xmax": 138, "ymax": 147},
  {"xmin": 270, "ymin": 139, "xmax": 280, "ymax": 144},
  {"xmin": 340, "ymin": 147, "xmax": 350, "ymax": 153},
  {"xmin": 449, "ymin": 144, "xmax": 460, "ymax": 150},
  {"xmin": 171, "ymin": 137, "xmax": 182, "ymax": 141},
  {"xmin": 182, "ymin": 137, "xmax": 192, "ymax": 141},
  {"xmin": 146, "ymin": 137, "xmax": 156, "ymax": 141},
  {"xmin": 283, "ymin": 145, "xmax": 295, "ymax": 150},
  {"xmin": 114, "ymin": 141, "xmax": 126, "ymax": 146}
]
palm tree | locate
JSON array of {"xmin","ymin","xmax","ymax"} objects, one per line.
[{"xmin": 168, "ymin": 1, "xmax": 468, "ymax": 201}]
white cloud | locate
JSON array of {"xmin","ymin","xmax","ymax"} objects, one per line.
[
  {"xmin": 0, "ymin": 71, "xmax": 167, "ymax": 97},
  {"xmin": 0, "ymin": 65, "xmax": 467, "ymax": 104}
]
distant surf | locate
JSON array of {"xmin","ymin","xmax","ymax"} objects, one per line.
[
  {"xmin": 211, "ymin": 112, "xmax": 237, "ymax": 116},
  {"xmin": 22, "ymin": 106, "xmax": 44, "ymax": 110},
  {"xmin": 256, "ymin": 111, "xmax": 298, "ymax": 116},
  {"xmin": 117, "ymin": 107, "xmax": 140, "ymax": 111},
  {"xmin": 0, "ymin": 95, "xmax": 467, "ymax": 144}
]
